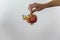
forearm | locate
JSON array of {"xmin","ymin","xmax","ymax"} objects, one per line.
[{"xmin": 44, "ymin": 0, "xmax": 60, "ymax": 8}]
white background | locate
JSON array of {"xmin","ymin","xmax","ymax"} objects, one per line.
[{"xmin": 0, "ymin": 0, "xmax": 60, "ymax": 40}]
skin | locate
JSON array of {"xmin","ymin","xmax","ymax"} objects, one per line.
[{"xmin": 28, "ymin": 0, "xmax": 60, "ymax": 13}]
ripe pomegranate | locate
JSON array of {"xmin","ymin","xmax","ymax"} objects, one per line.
[
  {"xmin": 23, "ymin": 14, "xmax": 37, "ymax": 25},
  {"xmin": 27, "ymin": 14, "xmax": 37, "ymax": 24}
]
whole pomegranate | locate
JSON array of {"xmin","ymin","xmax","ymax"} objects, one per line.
[
  {"xmin": 27, "ymin": 14, "xmax": 37, "ymax": 24},
  {"xmin": 23, "ymin": 14, "xmax": 37, "ymax": 25}
]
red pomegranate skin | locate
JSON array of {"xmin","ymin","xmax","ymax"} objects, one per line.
[{"xmin": 27, "ymin": 14, "xmax": 37, "ymax": 24}]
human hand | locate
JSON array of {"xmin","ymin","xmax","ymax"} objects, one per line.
[{"xmin": 28, "ymin": 3, "xmax": 46, "ymax": 13}]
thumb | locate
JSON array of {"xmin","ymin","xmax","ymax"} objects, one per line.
[
  {"xmin": 31, "ymin": 9, "xmax": 37, "ymax": 13},
  {"xmin": 30, "ymin": 8, "xmax": 37, "ymax": 13}
]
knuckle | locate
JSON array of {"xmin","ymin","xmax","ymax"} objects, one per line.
[{"xmin": 34, "ymin": 2, "xmax": 37, "ymax": 4}]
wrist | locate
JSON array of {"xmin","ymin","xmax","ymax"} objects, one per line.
[{"xmin": 43, "ymin": 1, "xmax": 55, "ymax": 8}]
